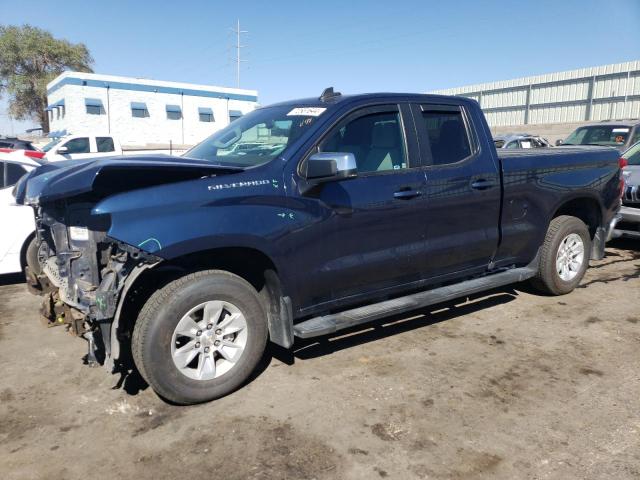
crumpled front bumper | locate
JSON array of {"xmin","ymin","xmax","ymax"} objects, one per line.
[{"xmin": 31, "ymin": 216, "xmax": 161, "ymax": 367}]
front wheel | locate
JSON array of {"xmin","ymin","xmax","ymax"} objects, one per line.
[
  {"xmin": 132, "ymin": 270, "xmax": 268, "ymax": 404},
  {"xmin": 24, "ymin": 236, "xmax": 43, "ymax": 275},
  {"xmin": 530, "ymin": 215, "xmax": 591, "ymax": 295}
]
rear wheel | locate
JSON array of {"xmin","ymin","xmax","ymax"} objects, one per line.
[
  {"xmin": 131, "ymin": 270, "xmax": 268, "ymax": 405},
  {"xmin": 530, "ymin": 215, "xmax": 591, "ymax": 295}
]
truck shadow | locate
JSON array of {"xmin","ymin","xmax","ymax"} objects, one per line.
[
  {"xmin": 608, "ymin": 237, "xmax": 640, "ymax": 252},
  {"xmin": 277, "ymin": 287, "xmax": 520, "ymax": 363},
  {"xmin": 0, "ymin": 273, "xmax": 26, "ymax": 286}
]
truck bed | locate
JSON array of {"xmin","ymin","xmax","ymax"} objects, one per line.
[{"xmin": 495, "ymin": 145, "xmax": 621, "ymax": 268}]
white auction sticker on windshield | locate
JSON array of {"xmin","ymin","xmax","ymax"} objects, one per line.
[
  {"xmin": 287, "ymin": 107, "xmax": 326, "ymax": 117},
  {"xmin": 612, "ymin": 128, "xmax": 630, "ymax": 132}
]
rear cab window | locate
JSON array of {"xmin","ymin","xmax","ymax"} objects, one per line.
[
  {"xmin": 414, "ymin": 104, "xmax": 474, "ymax": 166},
  {"xmin": 96, "ymin": 137, "xmax": 115, "ymax": 153}
]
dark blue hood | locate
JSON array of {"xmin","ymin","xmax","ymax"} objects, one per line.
[{"xmin": 14, "ymin": 155, "xmax": 243, "ymax": 205}]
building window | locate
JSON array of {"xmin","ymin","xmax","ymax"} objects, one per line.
[
  {"xmin": 54, "ymin": 101, "xmax": 66, "ymax": 119},
  {"xmin": 198, "ymin": 107, "xmax": 214, "ymax": 122},
  {"xmin": 229, "ymin": 110, "xmax": 243, "ymax": 123},
  {"xmin": 85, "ymin": 98, "xmax": 105, "ymax": 115},
  {"xmin": 131, "ymin": 102, "xmax": 149, "ymax": 118},
  {"xmin": 166, "ymin": 105, "xmax": 182, "ymax": 120}
]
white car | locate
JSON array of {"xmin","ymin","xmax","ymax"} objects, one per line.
[{"xmin": 0, "ymin": 150, "xmax": 41, "ymax": 275}]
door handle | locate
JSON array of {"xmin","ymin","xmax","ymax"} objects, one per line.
[
  {"xmin": 393, "ymin": 189, "xmax": 422, "ymax": 200},
  {"xmin": 470, "ymin": 179, "xmax": 498, "ymax": 190}
]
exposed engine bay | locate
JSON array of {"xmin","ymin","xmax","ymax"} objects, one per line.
[{"xmin": 27, "ymin": 201, "xmax": 160, "ymax": 368}]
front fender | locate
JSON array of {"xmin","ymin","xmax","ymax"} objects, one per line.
[{"xmin": 93, "ymin": 173, "xmax": 294, "ymax": 279}]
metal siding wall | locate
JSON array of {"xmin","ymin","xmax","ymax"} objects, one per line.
[
  {"xmin": 482, "ymin": 89, "xmax": 527, "ymax": 108},
  {"xmin": 485, "ymin": 109, "xmax": 526, "ymax": 127},
  {"xmin": 431, "ymin": 61, "xmax": 640, "ymax": 127},
  {"xmin": 531, "ymin": 80, "xmax": 589, "ymax": 104},
  {"xmin": 529, "ymin": 104, "xmax": 586, "ymax": 124}
]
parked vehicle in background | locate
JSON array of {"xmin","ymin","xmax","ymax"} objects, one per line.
[
  {"xmin": 16, "ymin": 90, "xmax": 623, "ymax": 404},
  {"xmin": 0, "ymin": 136, "xmax": 40, "ymax": 152},
  {"xmin": 613, "ymin": 141, "xmax": 640, "ymax": 239},
  {"xmin": 494, "ymin": 134, "xmax": 551, "ymax": 149},
  {"xmin": 0, "ymin": 151, "xmax": 42, "ymax": 275},
  {"xmin": 42, "ymin": 133, "xmax": 123, "ymax": 161},
  {"xmin": 558, "ymin": 120, "xmax": 640, "ymax": 151},
  {"xmin": 42, "ymin": 133, "xmax": 186, "ymax": 160}
]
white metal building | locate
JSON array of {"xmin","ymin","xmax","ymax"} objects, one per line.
[
  {"xmin": 46, "ymin": 72, "xmax": 258, "ymax": 148},
  {"xmin": 431, "ymin": 60, "xmax": 640, "ymax": 128}
]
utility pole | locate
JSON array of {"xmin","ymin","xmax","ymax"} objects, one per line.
[{"xmin": 230, "ymin": 19, "xmax": 247, "ymax": 88}]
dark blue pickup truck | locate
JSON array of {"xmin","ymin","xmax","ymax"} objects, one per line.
[{"xmin": 16, "ymin": 89, "xmax": 624, "ymax": 404}]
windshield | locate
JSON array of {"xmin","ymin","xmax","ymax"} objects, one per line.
[
  {"xmin": 42, "ymin": 138, "xmax": 62, "ymax": 152},
  {"xmin": 623, "ymin": 142, "xmax": 640, "ymax": 166},
  {"xmin": 563, "ymin": 125, "xmax": 630, "ymax": 146},
  {"xmin": 184, "ymin": 105, "xmax": 326, "ymax": 167}
]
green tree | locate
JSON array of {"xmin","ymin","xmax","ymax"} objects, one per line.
[{"xmin": 0, "ymin": 25, "xmax": 93, "ymax": 134}]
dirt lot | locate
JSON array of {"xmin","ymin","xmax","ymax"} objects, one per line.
[{"xmin": 1, "ymin": 240, "xmax": 639, "ymax": 480}]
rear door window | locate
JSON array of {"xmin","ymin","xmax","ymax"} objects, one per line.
[
  {"xmin": 96, "ymin": 137, "xmax": 115, "ymax": 152},
  {"xmin": 417, "ymin": 106, "xmax": 472, "ymax": 165}
]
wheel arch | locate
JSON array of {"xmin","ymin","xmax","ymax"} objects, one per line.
[
  {"xmin": 550, "ymin": 195, "xmax": 604, "ymax": 259},
  {"xmin": 551, "ymin": 195, "xmax": 603, "ymax": 238},
  {"xmin": 19, "ymin": 231, "xmax": 36, "ymax": 271},
  {"xmin": 112, "ymin": 246, "xmax": 294, "ymax": 370}
]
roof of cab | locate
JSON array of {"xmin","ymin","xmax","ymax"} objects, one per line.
[
  {"xmin": 266, "ymin": 91, "xmax": 476, "ymax": 109},
  {"xmin": 263, "ymin": 92, "xmax": 476, "ymax": 115}
]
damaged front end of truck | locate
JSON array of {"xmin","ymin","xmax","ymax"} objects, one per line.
[
  {"xmin": 15, "ymin": 156, "xmax": 239, "ymax": 370},
  {"xmin": 27, "ymin": 204, "xmax": 161, "ymax": 367}
]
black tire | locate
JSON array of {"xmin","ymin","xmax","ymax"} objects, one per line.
[
  {"xmin": 530, "ymin": 215, "xmax": 591, "ymax": 295},
  {"xmin": 131, "ymin": 270, "xmax": 268, "ymax": 405},
  {"xmin": 25, "ymin": 236, "xmax": 42, "ymax": 275}
]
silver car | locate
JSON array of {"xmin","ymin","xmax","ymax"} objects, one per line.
[
  {"xmin": 494, "ymin": 133, "xmax": 551, "ymax": 149},
  {"xmin": 614, "ymin": 141, "xmax": 640, "ymax": 239}
]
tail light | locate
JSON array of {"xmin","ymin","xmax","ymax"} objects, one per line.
[
  {"xmin": 618, "ymin": 158, "xmax": 627, "ymax": 199},
  {"xmin": 0, "ymin": 148, "xmax": 45, "ymax": 159}
]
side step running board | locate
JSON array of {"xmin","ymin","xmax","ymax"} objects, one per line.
[{"xmin": 293, "ymin": 266, "xmax": 537, "ymax": 339}]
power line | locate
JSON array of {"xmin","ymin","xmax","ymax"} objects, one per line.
[{"xmin": 230, "ymin": 19, "xmax": 248, "ymax": 88}]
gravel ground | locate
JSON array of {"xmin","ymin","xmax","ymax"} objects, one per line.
[{"xmin": 1, "ymin": 239, "xmax": 639, "ymax": 480}]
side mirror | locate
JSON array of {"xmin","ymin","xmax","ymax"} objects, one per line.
[
  {"xmin": 56, "ymin": 146, "xmax": 69, "ymax": 154},
  {"xmin": 304, "ymin": 152, "xmax": 357, "ymax": 182},
  {"xmin": 555, "ymin": 139, "xmax": 564, "ymax": 146}
]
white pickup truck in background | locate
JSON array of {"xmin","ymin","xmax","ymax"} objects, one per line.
[
  {"xmin": 41, "ymin": 134, "xmax": 186, "ymax": 161},
  {"xmin": 42, "ymin": 134, "xmax": 123, "ymax": 161}
]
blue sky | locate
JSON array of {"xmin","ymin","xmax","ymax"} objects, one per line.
[{"xmin": 1, "ymin": 0, "xmax": 639, "ymax": 134}]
